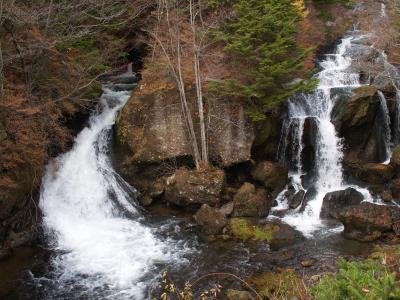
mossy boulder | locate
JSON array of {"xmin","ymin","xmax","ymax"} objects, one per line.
[
  {"xmin": 251, "ymin": 161, "xmax": 288, "ymax": 197},
  {"xmin": 163, "ymin": 168, "xmax": 225, "ymax": 208},
  {"xmin": 228, "ymin": 218, "xmax": 303, "ymax": 250},
  {"xmin": 232, "ymin": 183, "xmax": 273, "ymax": 218}
]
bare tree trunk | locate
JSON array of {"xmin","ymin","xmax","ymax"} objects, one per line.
[{"xmin": 190, "ymin": 0, "xmax": 208, "ymax": 164}]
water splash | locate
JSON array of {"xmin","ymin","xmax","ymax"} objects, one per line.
[
  {"xmin": 377, "ymin": 90, "xmax": 392, "ymax": 162},
  {"xmin": 40, "ymin": 81, "xmax": 185, "ymax": 299},
  {"xmin": 274, "ymin": 35, "xmax": 373, "ymax": 235}
]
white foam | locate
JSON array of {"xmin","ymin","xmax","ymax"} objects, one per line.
[{"xmin": 40, "ymin": 88, "xmax": 182, "ymax": 298}]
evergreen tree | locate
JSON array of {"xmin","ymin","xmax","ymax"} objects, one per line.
[{"xmin": 213, "ymin": 0, "xmax": 317, "ymax": 120}]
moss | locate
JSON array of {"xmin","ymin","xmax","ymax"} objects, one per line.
[
  {"xmin": 228, "ymin": 218, "xmax": 273, "ymax": 241},
  {"xmin": 249, "ymin": 269, "xmax": 309, "ymax": 299}
]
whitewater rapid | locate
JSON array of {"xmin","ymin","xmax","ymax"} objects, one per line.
[
  {"xmin": 39, "ymin": 82, "xmax": 180, "ymax": 299},
  {"xmin": 274, "ymin": 35, "xmax": 373, "ymax": 235}
]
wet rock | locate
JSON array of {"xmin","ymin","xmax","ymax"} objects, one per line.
[
  {"xmin": 332, "ymin": 85, "xmax": 382, "ymax": 163},
  {"xmin": 232, "ymin": 183, "xmax": 272, "ymax": 218},
  {"xmin": 164, "ymin": 168, "xmax": 225, "ymax": 208},
  {"xmin": 289, "ymin": 190, "xmax": 305, "ymax": 209},
  {"xmin": 266, "ymin": 221, "xmax": 304, "ymax": 251},
  {"xmin": 226, "ymin": 289, "xmax": 253, "ymax": 300},
  {"xmin": 194, "ymin": 204, "xmax": 227, "ymax": 235},
  {"xmin": 300, "ymin": 187, "xmax": 318, "ymax": 212},
  {"xmin": 301, "ymin": 117, "xmax": 319, "ymax": 174},
  {"xmin": 338, "ymin": 202, "xmax": 400, "ymax": 242},
  {"xmin": 356, "ymin": 163, "xmax": 394, "ymax": 184},
  {"xmin": 251, "ymin": 161, "xmax": 288, "ymax": 197},
  {"xmin": 320, "ymin": 188, "xmax": 364, "ymax": 219},
  {"xmin": 332, "ymin": 85, "xmax": 379, "ymax": 133},
  {"xmin": 9, "ymin": 229, "xmax": 37, "ymax": 248}
]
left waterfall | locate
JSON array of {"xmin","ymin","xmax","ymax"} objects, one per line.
[{"xmin": 39, "ymin": 72, "xmax": 175, "ymax": 299}]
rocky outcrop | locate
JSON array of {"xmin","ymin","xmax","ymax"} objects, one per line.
[
  {"xmin": 194, "ymin": 204, "xmax": 227, "ymax": 235},
  {"xmin": 320, "ymin": 188, "xmax": 364, "ymax": 219},
  {"xmin": 251, "ymin": 161, "xmax": 288, "ymax": 197},
  {"xmin": 338, "ymin": 202, "xmax": 400, "ymax": 242},
  {"xmin": 163, "ymin": 168, "xmax": 225, "ymax": 208},
  {"xmin": 332, "ymin": 85, "xmax": 384, "ymax": 163},
  {"xmin": 116, "ymin": 86, "xmax": 254, "ymax": 168},
  {"xmin": 232, "ymin": 183, "xmax": 272, "ymax": 218},
  {"xmin": 356, "ymin": 163, "xmax": 394, "ymax": 184}
]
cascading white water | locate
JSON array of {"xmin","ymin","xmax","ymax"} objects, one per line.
[
  {"xmin": 395, "ymin": 91, "xmax": 400, "ymax": 145},
  {"xmin": 274, "ymin": 36, "xmax": 373, "ymax": 235},
  {"xmin": 39, "ymin": 82, "xmax": 181, "ymax": 299},
  {"xmin": 377, "ymin": 90, "xmax": 392, "ymax": 162}
]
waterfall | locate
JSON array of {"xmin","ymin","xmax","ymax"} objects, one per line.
[
  {"xmin": 275, "ymin": 36, "xmax": 371, "ymax": 234},
  {"xmin": 377, "ymin": 90, "xmax": 392, "ymax": 162},
  {"xmin": 395, "ymin": 91, "xmax": 400, "ymax": 145},
  {"xmin": 381, "ymin": 3, "xmax": 387, "ymax": 19},
  {"xmin": 39, "ymin": 76, "xmax": 182, "ymax": 299}
]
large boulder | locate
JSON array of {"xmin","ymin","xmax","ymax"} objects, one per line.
[
  {"xmin": 116, "ymin": 86, "xmax": 254, "ymax": 168},
  {"xmin": 251, "ymin": 161, "xmax": 288, "ymax": 197},
  {"xmin": 194, "ymin": 204, "xmax": 227, "ymax": 235},
  {"xmin": 338, "ymin": 202, "xmax": 400, "ymax": 242},
  {"xmin": 356, "ymin": 163, "xmax": 394, "ymax": 184},
  {"xmin": 332, "ymin": 85, "xmax": 379, "ymax": 134},
  {"xmin": 301, "ymin": 117, "xmax": 319, "ymax": 174},
  {"xmin": 320, "ymin": 188, "xmax": 364, "ymax": 219},
  {"xmin": 164, "ymin": 168, "xmax": 225, "ymax": 208},
  {"xmin": 232, "ymin": 183, "xmax": 273, "ymax": 218},
  {"xmin": 332, "ymin": 85, "xmax": 383, "ymax": 163}
]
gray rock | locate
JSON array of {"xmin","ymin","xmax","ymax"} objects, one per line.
[{"xmin": 320, "ymin": 188, "xmax": 364, "ymax": 219}]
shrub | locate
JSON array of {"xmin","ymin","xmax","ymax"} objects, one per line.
[{"xmin": 311, "ymin": 259, "xmax": 400, "ymax": 300}]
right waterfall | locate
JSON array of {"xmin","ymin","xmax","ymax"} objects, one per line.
[{"xmin": 274, "ymin": 34, "xmax": 374, "ymax": 235}]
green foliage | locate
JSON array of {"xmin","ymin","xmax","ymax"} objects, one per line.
[
  {"xmin": 311, "ymin": 259, "xmax": 400, "ymax": 300},
  {"xmin": 212, "ymin": 0, "xmax": 318, "ymax": 120},
  {"xmin": 228, "ymin": 218, "xmax": 272, "ymax": 241}
]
